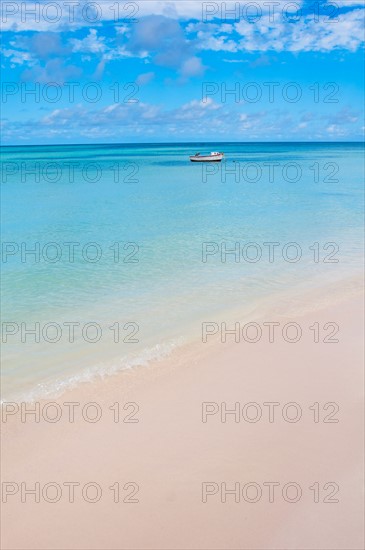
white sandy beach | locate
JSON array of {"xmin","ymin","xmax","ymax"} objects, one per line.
[{"xmin": 1, "ymin": 283, "xmax": 364, "ymax": 550}]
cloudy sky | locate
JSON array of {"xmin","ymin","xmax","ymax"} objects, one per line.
[{"xmin": 1, "ymin": 0, "xmax": 364, "ymax": 144}]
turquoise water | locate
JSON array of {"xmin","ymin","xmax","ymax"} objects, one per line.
[{"xmin": 1, "ymin": 142, "xmax": 364, "ymax": 399}]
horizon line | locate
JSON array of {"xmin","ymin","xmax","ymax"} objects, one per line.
[{"xmin": 1, "ymin": 140, "xmax": 364, "ymax": 148}]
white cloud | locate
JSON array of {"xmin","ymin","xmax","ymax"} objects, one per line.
[
  {"xmin": 326, "ymin": 124, "xmax": 348, "ymax": 136},
  {"xmin": 2, "ymin": 0, "xmax": 364, "ymax": 58},
  {"xmin": 180, "ymin": 56, "xmax": 205, "ymax": 77},
  {"xmin": 181, "ymin": 97, "xmax": 221, "ymax": 111},
  {"xmin": 334, "ymin": 0, "xmax": 364, "ymax": 6},
  {"xmin": 2, "ymin": 99, "xmax": 363, "ymax": 143},
  {"xmin": 0, "ymin": 1, "xmax": 204, "ymax": 32},
  {"xmin": 0, "ymin": 0, "xmax": 307, "ymax": 33},
  {"xmin": 71, "ymin": 29, "xmax": 106, "ymax": 54},
  {"xmin": 197, "ymin": 8, "xmax": 365, "ymax": 53},
  {"xmin": 136, "ymin": 72, "xmax": 155, "ymax": 85},
  {"xmin": 1, "ymin": 48, "xmax": 34, "ymax": 65},
  {"xmin": 196, "ymin": 31, "xmax": 238, "ymax": 52},
  {"xmin": 325, "ymin": 107, "xmax": 359, "ymax": 125}
]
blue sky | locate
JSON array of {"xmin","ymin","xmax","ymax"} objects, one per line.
[{"xmin": 1, "ymin": 0, "xmax": 364, "ymax": 144}]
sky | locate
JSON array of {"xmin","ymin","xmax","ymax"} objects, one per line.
[{"xmin": 1, "ymin": 0, "xmax": 365, "ymax": 144}]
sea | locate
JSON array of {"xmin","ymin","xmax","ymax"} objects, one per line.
[{"xmin": 1, "ymin": 142, "xmax": 364, "ymax": 400}]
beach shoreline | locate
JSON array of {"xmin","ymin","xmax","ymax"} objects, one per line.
[
  {"xmin": 1, "ymin": 280, "xmax": 364, "ymax": 549},
  {"xmin": 2, "ymin": 272, "xmax": 363, "ymax": 404}
]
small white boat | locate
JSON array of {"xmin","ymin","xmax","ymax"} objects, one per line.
[{"xmin": 190, "ymin": 151, "xmax": 224, "ymax": 162}]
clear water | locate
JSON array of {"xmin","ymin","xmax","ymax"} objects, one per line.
[{"xmin": 1, "ymin": 142, "xmax": 364, "ymax": 399}]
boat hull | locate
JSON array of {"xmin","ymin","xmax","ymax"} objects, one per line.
[{"xmin": 190, "ymin": 154, "xmax": 224, "ymax": 162}]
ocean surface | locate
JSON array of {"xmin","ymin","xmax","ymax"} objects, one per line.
[{"xmin": 1, "ymin": 142, "xmax": 364, "ymax": 400}]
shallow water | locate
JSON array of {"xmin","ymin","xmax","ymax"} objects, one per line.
[{"xmin": 1, "ymin": 142, "xmax": 364, "ymax": 399}]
